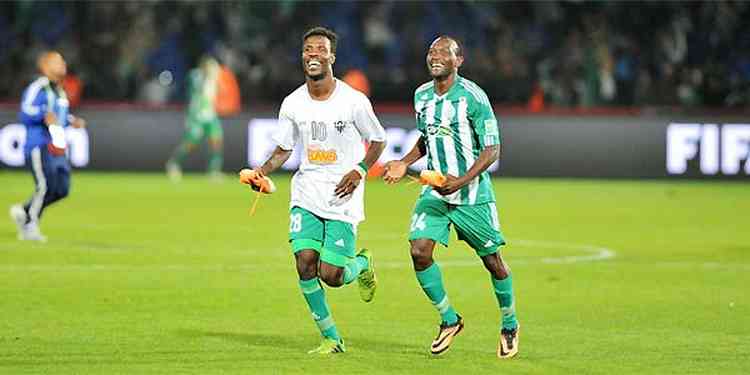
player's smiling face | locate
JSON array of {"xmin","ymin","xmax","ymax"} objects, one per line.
[
  {"xmin": 302, "ymin": 35, "xmax": 335, "ymax": 81},
  {"xmin": 426, "ymin": 37, "xmax": 463, "ymax": 79}
]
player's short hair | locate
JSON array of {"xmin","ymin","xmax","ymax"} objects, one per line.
[
  {"xmin": 38, "ymin": 50, "xmax": 61, "ymax": 64},
  {"xmin": 37, "ymin": 50, "xmax": 63, "ymax": 71},
  {"xmin": 303, "ymin": 26, "xmax": 338, "ymax": 54},
  {"xmin": 437, "ymin": 35, "xmax": 464, "ymax": 57}
]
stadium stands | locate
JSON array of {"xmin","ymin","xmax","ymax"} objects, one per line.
[{"xmin": 0, "ymin": 1, "xmax": 748, "ymax": 107}]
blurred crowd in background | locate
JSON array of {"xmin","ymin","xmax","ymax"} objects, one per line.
[{"xmin": 1, "ymin": 0, "xmax": 749, "ymax": 108}]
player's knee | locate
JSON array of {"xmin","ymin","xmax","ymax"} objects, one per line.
[
  {"xmin": 295, "ymin": 252, "xmax": 318, "ymax": 279},
  {"xmin": 319, "ymin": 268, "xmax": 343, "ymax": 287},
  {"xmin": 487, "ymin": 265, "xmax": 508, "ymax": 280},
  {"xmin": 296, "ymin": 262, "xmax": 317, "ymax": 280},
  {"xmin": 209, "ymin": 138, "xmax": 223, "ymax": 150},
  {"xmin": 410, "ymin": 245, "xmax": 432, "ymax": 270},
  {"xmin": 482, "ymin": 253, "xmax": 509, "ymax": 280},
  {"xmin": 45, "ymin": 184, "xmax": 68, "ymax": 203}
]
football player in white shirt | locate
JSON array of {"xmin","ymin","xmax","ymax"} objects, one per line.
[{"xmin": 252, "ymin": 27, "xmax": 386, "ymax": 355}]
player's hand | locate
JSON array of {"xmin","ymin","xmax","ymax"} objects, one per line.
[
  {"xmin": 383, "ymin": 160, "xmax": 407, "ymax": 184},
  {"xmin": 249, "ymin": 167, "xmax": 270, "ymax": 192},
  {"xmin": 47, "ymin": 143, "xmax": 66, "ymax": 156},
  {"xmin": 252, "ymin": 167, "xmax": 265, "ymax": 178},
  {"xmin": 334, "ymin": 170, "xmax": 362, "ymax": 198},
  {"xmin": 434, "ymin": 174, "xmax": 465, "ymax": 196},
  {"xmin": 44, "ymin": 112, "xmax": 58, "ymax": 126},
  {"xmin": 71, "ymin": 116, "xmax": 86, "ymax": 128},
  {"xmin": 238, "ymin": 168, "xmax": 275, "ymax": 194}
]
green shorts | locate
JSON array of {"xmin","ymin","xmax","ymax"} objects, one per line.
[
  {"xmin": 288, "ymin": 206, "xmax": 356, "ymax": 267},
  {"xmin": 408, "ymin": 196, "xmax": 505, "ymax": 257},
  {"xmin": 184, "ymin": 117, "xmax": 223, "ymax": 143}
]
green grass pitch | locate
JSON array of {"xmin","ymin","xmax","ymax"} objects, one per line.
[{"xmin": 1, "ymin": 170, "xmax": 748, "ymax": 374}]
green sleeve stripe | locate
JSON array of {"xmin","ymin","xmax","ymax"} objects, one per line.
[
  {"xmin": 459, "ymin": 80, "xmax": 491, "ymax": 106},
  {"xmin": 415, "ymin": 80, "xmax": 434, "ymax": 95}
]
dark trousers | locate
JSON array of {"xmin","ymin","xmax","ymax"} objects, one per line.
[{"xmin": 23, "ymin": 145, "xmax": 71, "ymax": 223}]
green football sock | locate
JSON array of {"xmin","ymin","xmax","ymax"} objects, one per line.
[
  {"xmin": 170, "ymin": 142, "xmax": 191, "ymax": 165},
  {"xmin": 342, "ymin": 255, "xmax": 368, "ymax": 285},
  {"xmin": 492, "ymin": 274, "xmax": 518, "ymax": 330},
  {"xmin": 299, "ymin": 278, "xmax": 340, "ymax": 340},
  {"xmin": 415, "ymin": 262, "xmax": 458, "ymax": 325},
  {"xmin": 208, "ymin": 149, "xmax": 223, "ymax": 173}
]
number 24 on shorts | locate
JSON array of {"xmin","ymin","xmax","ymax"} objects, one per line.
[{"xmin": 410, "ymin": 213, "xmax": 427, "ymax": 231}]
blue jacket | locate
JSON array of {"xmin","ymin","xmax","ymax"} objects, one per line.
[{"xmin": 19, "ymin": 76, "xmax": 70, "ymax": 155}]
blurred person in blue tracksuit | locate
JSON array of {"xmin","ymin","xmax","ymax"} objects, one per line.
[{"xmin": 9, "ymin": 51, "xmax": 86, "ymax": 242}]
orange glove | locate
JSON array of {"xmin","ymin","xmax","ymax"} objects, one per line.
[
  {"xmin": 419, "ymin": 170, "xmax": 447, "ymax": 187},
  {"xmin": 239, "ymin": 169, "xmax": 276, "ymax": 194}
]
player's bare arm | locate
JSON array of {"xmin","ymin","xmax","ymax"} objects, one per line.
[
  {"xmin": 44, "ymin": 112, "xmax": 58, "ymax": 127},
  {"xmin": 258, "ymin": 146, "xmax": 293, "ymax": 176},
  {"xmin": 435, "ymin": 144, "xmax": 500, "ymax": 195},
  {"xmin": 383, "ymin": 136, "xmax": 427, "ymax": 184},
  {"xmin": 334, "ymin": 140, "xmax": 385, "ymax": 198}
]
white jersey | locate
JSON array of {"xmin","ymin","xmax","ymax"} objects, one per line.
[{"xmin": 272, "ymin": 79, "xmax": 386, "ymax": 225}]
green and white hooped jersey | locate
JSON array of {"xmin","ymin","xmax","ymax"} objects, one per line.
[{"xmin": 414, "ymin": 75, "xmax": 499, "ymax": 205}]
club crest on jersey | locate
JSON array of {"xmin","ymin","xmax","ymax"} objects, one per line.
[
  {"xmin": 334, "ymin": 120, "xmax": 346, "ymax": 134},
  {"xmin": 307, "ymin": 144, "xmax": 337, "ymax": 164}
]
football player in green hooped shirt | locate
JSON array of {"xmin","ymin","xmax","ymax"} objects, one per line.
[
  {"xmin": 166, "ymin": 55, "xmax": 224, "ymax": 181},
  {"xmin": 383, "ymin": 36, "xmax": 519, "ymax": 358}
]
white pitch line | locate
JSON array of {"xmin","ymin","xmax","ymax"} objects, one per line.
[
  {"xmin": 0, "ymin": 239, "xmax": 619, "ymax": 272},
  {"xmin": 377, "ymin": 239, "xmax": 617, "ymax": 268},
  {"xmin": 2, "ymin": 259, "xmax": 749, "ymax": 272},
  {"xmin": 513, "ymin": 239, "xmax": 617, "ymax": 264},
  {"xmin": 647, "ymin": 261, "xmax": 750, "ymax": 271}
]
